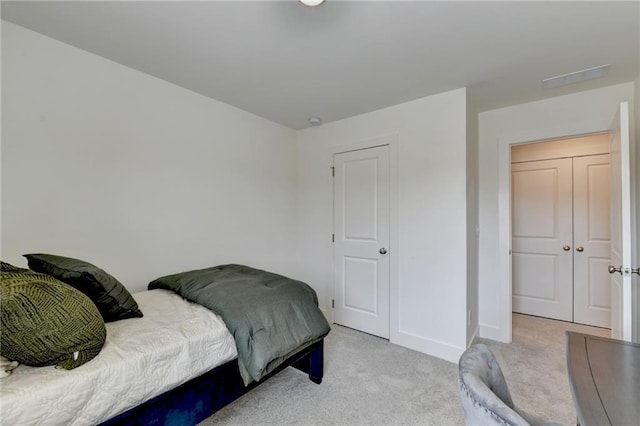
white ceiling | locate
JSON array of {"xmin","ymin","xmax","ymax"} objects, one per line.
[{"xmin": 2, "ymin": 1, "xmax": 639, "ymax": 129}]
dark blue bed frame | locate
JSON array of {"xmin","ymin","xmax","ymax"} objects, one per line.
[{"xmin": 101, "ymin": 339, "xmax": 324, "ymax": 426}]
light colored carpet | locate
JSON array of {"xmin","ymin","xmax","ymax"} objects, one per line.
[
  {"xmin": 486, "ymin": 314, "xmax": 609, "ymax": 425},
  {"xmin": 199, "ymin": 314, "xmax": 609, "ymax": 425}
]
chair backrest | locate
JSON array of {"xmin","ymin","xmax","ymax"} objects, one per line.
[{"xmin": 458, "ymin": 343, "xmax": 530, "ymax": 426}]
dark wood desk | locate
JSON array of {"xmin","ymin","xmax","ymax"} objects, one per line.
[{"xmin": 566, "ymin": 332, "xmax": 640, "ymax": 426}]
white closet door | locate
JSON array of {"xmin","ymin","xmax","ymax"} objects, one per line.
[
  {"xmin": 333, "ymin": 145, "xmax": 390, "ymax": 339},
  {"xmin": 512, "ymin": 158, "xmax": 573, "ymax": 321},
  {"xmin": 573, "ymin": 154, "xmax": 611, "ymax": 328}
]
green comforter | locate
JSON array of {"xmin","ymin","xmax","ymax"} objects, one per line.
[{"xmin": 148, "ymin": 264, "xmax": 330, "ymax": 385}]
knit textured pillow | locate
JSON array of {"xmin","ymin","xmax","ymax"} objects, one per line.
[
  {"xmin": 24, "ymin": 253, "xmax": 143, "ymax": 322},
  {"xmin": 0, "ymin": 264, "xmax": 106, "ymax": 369},
  {"xmin": 1, "ymin": 261, "xmax": 29, "ymax": 274}
]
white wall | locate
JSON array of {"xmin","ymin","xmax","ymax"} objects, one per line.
[
  {"xmin": 478, "ymin": 82, "xmax": 636, "ymax": 342},
  {"xmin": 295, "ymin": 88, "xmax": 469, "ymax": 362},
  {"xmin": 1, "ymin": 22, "xmax": 298, "ymax": 293}
]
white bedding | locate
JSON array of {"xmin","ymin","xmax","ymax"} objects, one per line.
[{"xmin": 0, "ymin": 289, "xmax": 238, "ymax": 425}]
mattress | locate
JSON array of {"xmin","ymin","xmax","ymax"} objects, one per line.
[{"xmin": 0, "ymin": 289, "xmax": 238, "ymax": 425}]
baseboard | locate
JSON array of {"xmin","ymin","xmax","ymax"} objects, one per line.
[
  {"xmin": 390, "ymin": 330, "xmax": 465, "ymax": 364},
  {"xmin": 320, "ymin": 308, "xmax": 332, "ymax": 325},
  {"xmin": 478, "ymin": 323, "xmax": 509, "ymax": 343}
]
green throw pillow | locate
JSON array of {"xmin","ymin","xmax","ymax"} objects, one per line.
[
  {"xmin": 1, "ymin": 261, "xmax": 29, "ymax": 274},
  {"xmin": 0, "ymin": 264, "xmax": 106, "ymax": 369},
  {"xmin": 24, "ymin": 253, "xmax": 143, "ymax": 322}
]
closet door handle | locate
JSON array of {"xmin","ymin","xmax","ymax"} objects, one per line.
[
  {"xmin": 608, "ymin": 265, "xmax": 622, "ymax": 275},
  {"xmin": 563, "ymin": 245, "xmax": 571, "ymax": 251},
  {"xmin": 576, "ymin": 246, "xmax": 584, "ymax": 252}
]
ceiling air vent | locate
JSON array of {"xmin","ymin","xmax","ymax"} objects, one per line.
[{"xmin": 542, "ymin": 64, "xmax": 611, "ymax": 89}]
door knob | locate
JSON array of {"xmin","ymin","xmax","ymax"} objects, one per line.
[
  {"xmin": 379, "ymin": 248, "xmax": 387, "ymax": 255},
  {"xmin": 633, "ymin": 268, "xmax": 640, "ymax": 276},
  {"xmin": 576, "ymin": 246, "xmax": 584, "ymax": 252},
  {"xmin": 563, "ymin": 245, "xmax": 571, "ymax": 251},
  {"xmin": 608, "ymin": 265, "xmax": 622, "ymax": 275}
]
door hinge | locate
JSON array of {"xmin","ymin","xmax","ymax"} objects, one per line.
[
  {"xmin": 332, "ymin": 299, "xmax": 335, "ymax": 308},
  {"xmin": 332, "ymin": 233, "xmax": 335, "ymax": 242},
  {"xmin": 331, "ymin": 166, "xmax": 335, "ymax": 177}
]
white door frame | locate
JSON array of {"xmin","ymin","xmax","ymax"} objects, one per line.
[
  {"xmin": 609, "ymin": 102, "xmax": 635, "ymax": 341},
  {"xmin": 329, "ymin": 134, "xmax": 399, "ymax": 341},
  {"xmin": 497, "ymin": 131, "xmax": 613, "ymax": 342}
]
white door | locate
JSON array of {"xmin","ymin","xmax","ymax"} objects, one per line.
[
  {"xmin": 512, "ymin": 158, "xmax": 574, "ymax": 321},
  {"xmin": 573, "ymin": 154, "xmax": 611, "ymax": 327},
  {"xmin": 333, "ymin": 145, "xmax": 390, "ymax": 338},
  {"xmin": 609, "ymin": 101, "xmax": 633, "ymax": 341}
]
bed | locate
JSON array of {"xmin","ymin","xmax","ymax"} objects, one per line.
[{"xmin": 0, "ymin": 262, "xmax": 330, "ymax": 425}]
